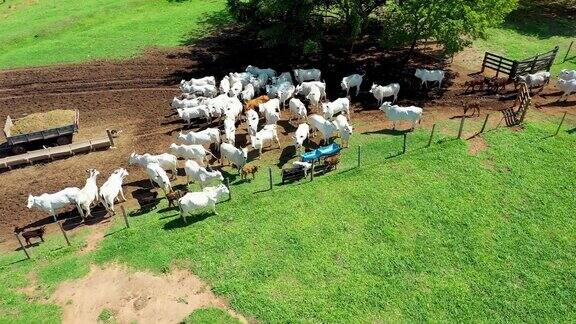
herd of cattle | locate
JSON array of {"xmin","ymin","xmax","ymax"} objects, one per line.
[{"xmin": 24, "ymin": 65, "xmax": 576, "ymax": 225}]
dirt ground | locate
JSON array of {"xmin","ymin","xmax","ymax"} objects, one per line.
[
  {"xmin": 50, "ymin": 264, "xmax": 248, "ymax": 324},
  {"xmin": 1, "ymin": 28, "xmax": 574, "ymax": 245}
]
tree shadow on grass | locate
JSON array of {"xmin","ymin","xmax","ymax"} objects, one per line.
[
  {"xmin": 162, "ymin": 212, "xmax": 213, "ymax": 230},
  {"xmin": 502, "ymin": 7, "xmax": 576, "ymax": 39}
]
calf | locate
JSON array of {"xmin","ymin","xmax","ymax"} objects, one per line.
[
  {"xmin": 370, "ymin": 83, "xmax": 400, "ymax": 106},
  {"xmin": 324, "ymin": 155, "xmax": 340, "ymax": 171},
  {"xmin": 464, "ymin": 75, "xmax": 487, "ymax": 93},
  {"xmin": 166, "ymin": 189, "xmax": 187, "ymax": 208},
  {"xmin": 488, "ymin": 77, "xmax": 509, "ymax": 93},
  {"xmin": 240, "ymin": 164, "xmax": 259, "ymax": 180},
  {"xmin": 15, "ymin": 226, "xmax": 46, "ymax": 246},
  {"xmin": 461, "ymin": 100, "xmax": 480, "ymax": 117}
]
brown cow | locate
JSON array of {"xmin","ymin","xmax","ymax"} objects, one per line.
[
  {"xmin": 15, "ymin": 226, "xmax": 45, "ymax": 246},
  {"xmin": 461, "ymin": 100, "xmax": 481, "ymax": 117},
  {"xmin": 244, "ymin": 95, "xmax": 270, "ymax": 113},
  {"xmin": 240, "ymin": 164, "xmax": 259, "ymax": 180},
  {"xmin": 166, "ymin": 189, "xmax": 187, "ymax": 208},
  {"xmin": 324, "ymin": 155, "xmax": 340, "ymax": 171}
]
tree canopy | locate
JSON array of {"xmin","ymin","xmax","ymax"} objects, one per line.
[{"xmin": 227, "ymin": 0, "xmax": 518, "ymax": 56}]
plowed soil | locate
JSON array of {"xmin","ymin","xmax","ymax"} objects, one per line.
[{"xmin": 1, "ymin": 28, "xmax": 574, "ymax": 243}]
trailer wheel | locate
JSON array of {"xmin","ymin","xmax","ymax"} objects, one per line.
[
  {"xmin": 56, "ymin": 135, "xmax": 72, "ymax": 146},
  {"xmin": 11, "ymin": 145, "xmax": 26, "ymax": 155}
]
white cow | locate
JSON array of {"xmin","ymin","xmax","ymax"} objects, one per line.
[
  {"xmin": 75, "ymin": 169, "xmax": 100, "ymax": 219},
  {"xmin": 341, "ymin": 74, "xmax": 364, "ymax": 96},
  {"xmin": 229, "ymin": 72, "xmax": 252, "ymax": 87},
  {"xmin": 27, "ymin": 187, "xmax": 80, "ymax": 222},
  {"xmin": 185, "ymin": 76, "xmax": 216, "ymax": 86},
  {"xmin": 557, "ymin": 78, "xmax": 576, "ymax": 101},
  {"xmin": 277, "ymin": 84, "xmax": 296, "ymax": 109},
  {"xmin": 228, "ymin": 80, "xmax": 243, "ymax": 98},
  {"xmin": 177, "ymin": 106, "xmax": 211, "ymax": 126},
  {"xmin": 178, "ymin": 185, "xmax": 229, "ymax": 222},
  {"xmin": 145, "ymin": 163, "xmax": 172, "ymax": 195},
  {"xmin": 181, "ymin": 83, "xmax": 218, "ymax": 97},
  {"xmin": 559, "ymin": 69, "xmax": 576, "ymax": 81},
  {"xmin": 170, "ymin": 97, "xmax": 207, "ymax": 110},
  {"xmin": 379, "ymin": 102, "xmax": 423, "ymax": 130},
  {"xmin": 294, "ymin": 68, "xmax": 322, "ymax": 84},
  {"xmin": 293, "ymin": 123, "xmax": 310, "ymax": 152},
  {"xmin": 206, "ymin": 94, "xmax": 230, "ymax": 117},
  {"xmin": 414, "ymin": 69, "xmax": 445, "ymax": 88},
  {"xmin": 517, "ymin": 71, "xmax": 550, "ymax": 89},
  {"xmin": 250, "ymin": 125, "xmax": 281, "ymax": 158},
  {"xmin": 169, "ymin": 143, "xmax": 215, "ymax": 166},
  {"xmin": 177, "ymin": 128, "xmax": 220, "ymax": 149},
  {"xmin": 308, "ymin": 114, "xmax": 338, "ymax": 144},
  {"xmin": 370, "ymin": 83, "xmax": 400, "ymax": 106},
  {"xmin": 333, "ymin": 115, "xmax": 353, "ymax": 148},
  {"xmin": 306, "ymin": 86, "xmax": 321, "ymax": 110},
  {"xmin": 99, "ymin": 168, "xmax": 128, "ymax": 214},
  {"xmin": 322, "ymin": 97, "xmax": 350, "ymax": 120},
  {"xmin": 129, "ymin": 152, "xmax": 178, "ymax": 179},
  {"xmin": 272, "ymin": 72, "xmax": 293, "ymax": 85},
  {"xmin": 245, "ymin": 109, "xmax": 259, "ymax": 136},
  {"xmin": 246, "ymin": 65, "xmax": 277, "ymax": 79},
  {"xmin": 224, "ymin": 97, "xmax": 243, "ymax": 121},
  {"xmin": 219, "ymin": 143, "xmax": 248, "ymax": 172},
  {"xmin": 295, "ymin": 81, "xmax": 326, "ymax": 100},
  {"xmin": 289, "ymin": 98, "xmax": 307, "ymax": 122},
  {"xmin": 184, "ymin": 160, "xmax": 224, "ymax": 188},
  {"xmin": 219, "ymin": 76, "xmax": 231, "ymax": 94},
  {"xmin": 241, "ymin": 83, "xmax": 255, "ymax": 102},
  {"xmin": 259, "ymin": 98, "xmax": 281, "ymax": 125},
  {"xmin": 223, "ymin": 118, "xmax": 236, "ymax": 145}
]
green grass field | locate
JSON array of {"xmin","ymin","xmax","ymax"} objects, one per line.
[
  {"xmin": 0, "ymin": 0, "xmax": 227, "ymax": 69},
  {"xmin": 1, "ymin": 116, "xmax": 575, "ymax": 322}
]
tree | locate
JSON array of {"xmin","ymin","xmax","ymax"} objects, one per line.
[{"xmin": 227, "ymin": 0, "xmax": 518, "ymax": 56}]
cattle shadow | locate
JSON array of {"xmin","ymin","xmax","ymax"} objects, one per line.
[
  {"xmin": 162, "ymin": 212, "xmax": 213, "ymax": 230},
  {"xmin": 362, "ymin": 128, "xmax": 412, "ymax": 136},
  {"xmin": 277, "ymin": 145, "xmax": 296, "ymax": 169},
  {"xmin": 129, "ymin": 188, "xmax": 160, "ymax": 215}
]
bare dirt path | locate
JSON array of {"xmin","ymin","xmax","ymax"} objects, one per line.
[{"xmin": 51, "ymin": 264, "xmax": 249, "ymax": 324}]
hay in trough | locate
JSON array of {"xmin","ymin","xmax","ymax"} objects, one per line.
[{"xmin": 10, "ymin": 110, "xmax": 76, "ymax": 135}]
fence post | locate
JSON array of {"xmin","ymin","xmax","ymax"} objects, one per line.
[
  {"xmin": 268, "ymin": 167, "xmax": 273, "ymax": 190},
  {"xmin": 225, "ymin": 178, "xmax": 231, "ymax": 201},
  {"xmin": 14, "ymin": 233, "xmax": 30, "ymax": 260},
  {"xmin": 310, "ymin": 162, "xmax": 315, "ymax": 181},
  {"xmin": 120, "ymin": 205, "xmax": 130, "ymax": 229},
  {"xmin": 58, "ymin": 221, "xmax": 70, "ymax": 246},
  {"xmin": 480, "ymin": 114, "xmax": 490, "ymax": 133},
  {"xmin": 457, "ymin": 116, "xmax": 466, "ymax": 139},
  {"xmin": 427, "ymin": 124, "xmax": 436, "ymax": 147},
  {"xmin": 357, "ymin": 146, "xmax": 361, "ymax": 168},
  {"xmin": 564, "ymin": 41, "xmax": 574, "ymax": 63},
  {"xmin": 554, "ymin": 112, "xmax": 567, "ymax": 136},
  {"xmin": 106, "ymin": 129, "xmax": 115, "ymax": 148},
  {"xmin": 402, "ymin": 133, "xmax": 407, "ymax": 153}
]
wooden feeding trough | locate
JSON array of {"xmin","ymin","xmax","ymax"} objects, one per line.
[{"xmin": 0, "ymin": 129, "xmax": 118, "ymax": 172}]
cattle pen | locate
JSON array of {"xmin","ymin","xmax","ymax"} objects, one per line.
[{"xmin": 477, "ymin": 46, "xmax": 559, "ymax": 81}]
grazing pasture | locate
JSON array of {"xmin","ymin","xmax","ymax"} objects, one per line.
[
  {"xmin": 1, "ymin": 119, "xmax": 575, "ymax": 322},
  {"xmin": 0, "ymin": 0, "xmax": 227, "ymax": 69}
]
